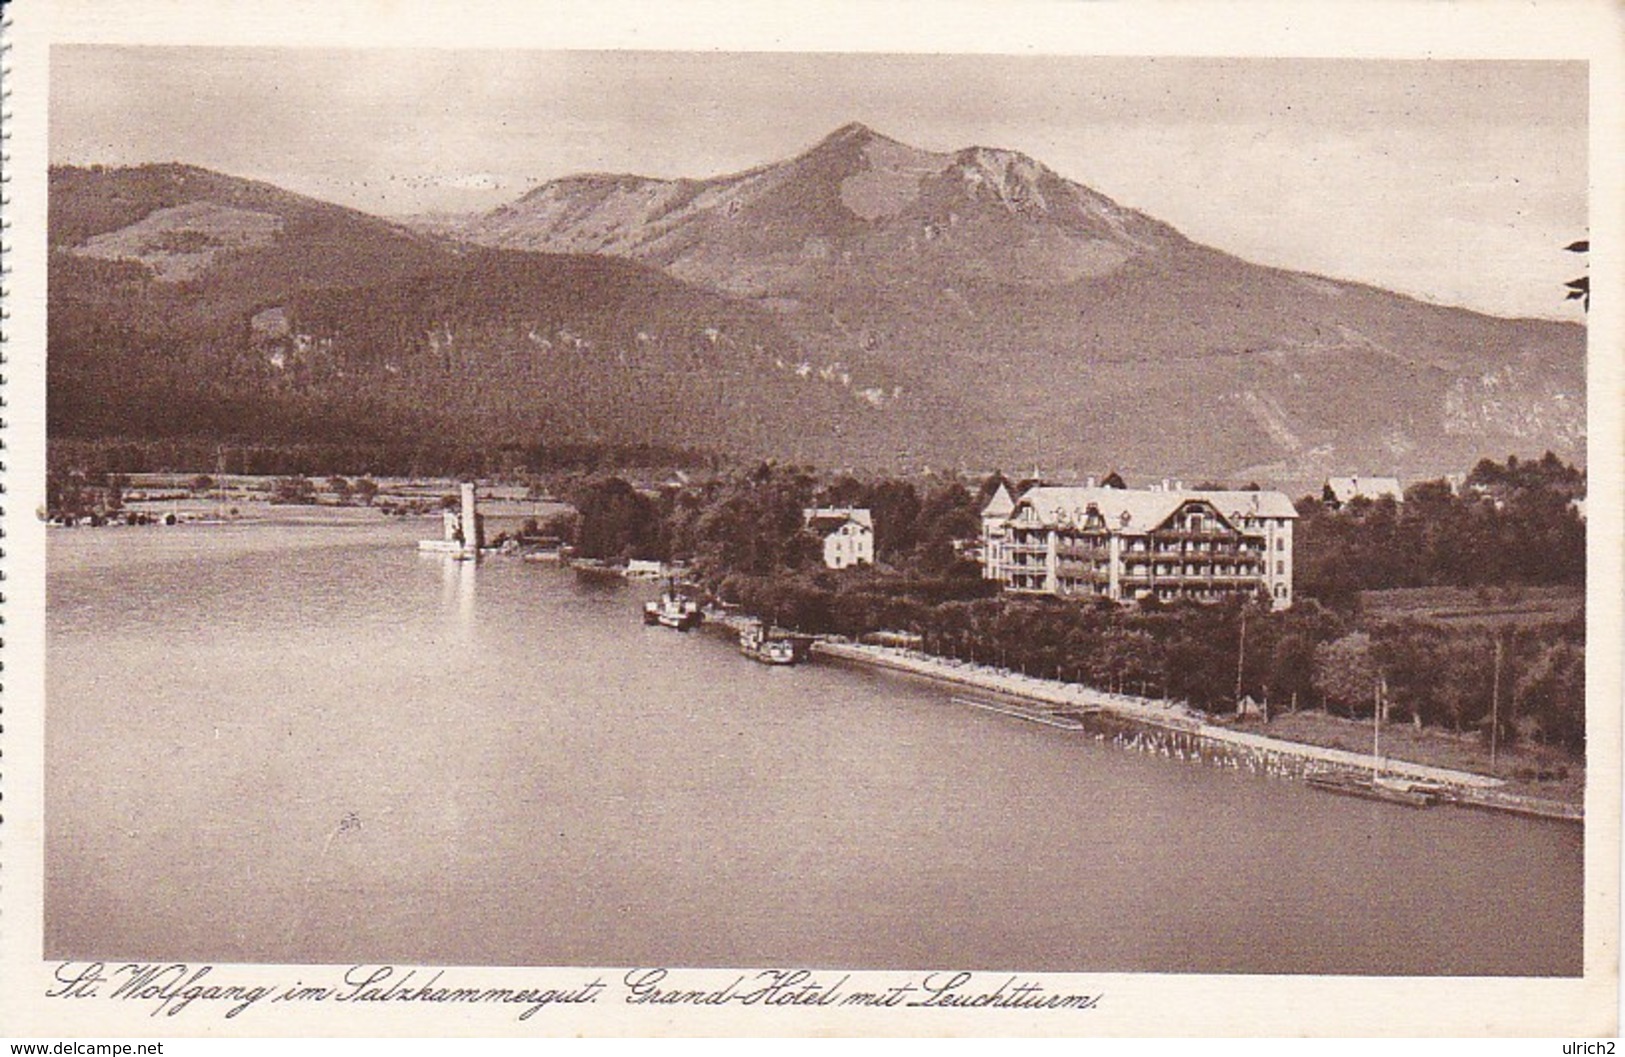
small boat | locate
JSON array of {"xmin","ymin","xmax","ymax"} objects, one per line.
[
  {"xmin": 643, "ymin": 584, "xmax": 704, "ymax": 631},
  {"xmin": 571, "ymin": 558, "xmax": 626, "ymax": 582},
  {"xmin": 419, "ymin": 538, "xmax": 483, "ymax": 560},
  {"xmin": 1305, "ymin": 684, "xmax": 1438, "ymax": 808},
  {"xmin": 739, "ymin": 622, "xmax": 798, "ymax": 665},
  {"xmin": 950, "ymin": 696, "xmax": 1087, "ymax": 730},
  {"xmin": 1306, "ymin": 772, "xmax": 1435, "ymax": 807}
]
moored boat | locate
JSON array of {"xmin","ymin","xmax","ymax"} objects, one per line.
[
  {"xmin": 1305, "ymin": 681, "xmax": 1439, "ymax": 808},
  {"xmin": 571, "ymin": 558, "xmax": 626, "ymax": 582},
  {"xmin": 739, "ymin": 622, "xmax": 799, "ymax": 665},
  {"xmin": 1306, "ymin": 772, "xmax": 1435, "ymax": 808},
  {"xmin": 644, "ymin": 584, "xmax": 704, "ymax": 631}
]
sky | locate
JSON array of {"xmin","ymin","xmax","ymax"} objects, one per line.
[{"xmin": 49, "ymin": 48, "xmax": 1588, "ymax": 320}]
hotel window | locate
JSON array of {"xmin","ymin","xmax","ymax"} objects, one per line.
[
  {"xmin": 1276, "ymin": 538, "xmax": 1285, "ymax": 551},
  {"xmin": 1276, "ymin": 560, "xmax": 1285, "ymax": 575}
]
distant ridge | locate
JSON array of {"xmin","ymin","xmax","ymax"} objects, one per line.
[
  {"xmin": 48, "ymin": 162, "xmax": 865, "ymax": 460},
  {"xmin": 48, "ymin": 127, "xmax": 1586, "ymax": 481},
  {"xmin": 443, "ymin": 123, "xmax": 1585, "ymax": 481}
]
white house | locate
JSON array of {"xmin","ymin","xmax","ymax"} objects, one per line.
[
  {"xmin": 804, "ymin": 507, "xmax": 875, "ymax": 569},
  {"xmin": 1323, "ymin": 475, "xmax": 1404, "ymax": 508}
]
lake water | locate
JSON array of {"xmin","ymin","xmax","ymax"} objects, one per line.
[{"xmin": 47, "ymin": 519, "xmax": 1584, "ymax": 974}]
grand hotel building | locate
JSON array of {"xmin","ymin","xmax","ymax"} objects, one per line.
[{"xmin": 981, "ymin": 482, "xmax": 1298, "ymax": 609}]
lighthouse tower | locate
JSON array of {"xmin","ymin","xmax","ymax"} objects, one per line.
[{"xmin": 459, "ymin": 481, "xmax": 484, "ymax": 560}]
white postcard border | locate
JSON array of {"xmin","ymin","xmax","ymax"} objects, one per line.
[{"xmin": 2, "ymin": 0, "xmax": 1621, "ymax": 1037}]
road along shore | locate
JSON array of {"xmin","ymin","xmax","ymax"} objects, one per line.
[{"xmin": 812, "ymin": 641, "xmax": 1582, "ymax": 823}]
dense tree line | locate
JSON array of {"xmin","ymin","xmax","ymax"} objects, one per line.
[
  {"xmin": 47, "ymin": 470, "xmax": 130, "ymax": 520},
  {"xmin": 47, "ymin": 437, "xmax": 718, "ymax": 488},
  {"xmin": 1295, "ymin": 453, "xmax": 1585, "ymax": 604},
  {"xmin": 559, "ymin": 457, "xmax": 1586, "ymax": 755},
  {"xmin": 918, "ymin": 595, "xmax": 1580, "ymax": 753},
  {"xmin": 53, "ymin": 444, "xmax": 1585, "ymax": 753},
  {"xmin": 566, "ymin": 463, "xmax": 987, "ymax": 577}
]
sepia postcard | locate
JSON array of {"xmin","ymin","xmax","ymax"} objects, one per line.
[{"xmin": 2, "ymin": 0, "xmax": 1622, "ymax": 1039}]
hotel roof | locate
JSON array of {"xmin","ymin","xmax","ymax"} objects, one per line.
[
  {"xmin": 804, "ymin": 507, "xmax": 874, "ymax": 534},
  {"xmin": 981, "ymin": 482, "xmax": 1016, "ymax": 519},
  {"xmin": 1003, "ymin": 486, "xmax": 1297, "ymax": 535}
]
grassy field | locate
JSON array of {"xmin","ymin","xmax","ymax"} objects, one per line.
[{"xmin": 1360, "ymin": 585, "xmax": 1584, "ymax": 628}]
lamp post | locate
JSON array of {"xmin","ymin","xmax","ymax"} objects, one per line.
[
  {"xmin": 1234, "ymin": 605, "xmax": 1248, "ymax": 712},
  {"xmin": 1490, "ymin": 633, "xmax": 1503, "ymax": 770}
]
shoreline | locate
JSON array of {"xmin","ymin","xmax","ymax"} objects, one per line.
[
  {"xmin": 812, "ymin": 641, "xmax": 1583, "ymax": 823},
  {"xmin": 53, "ymin": 522, "xmax": 1581, "ymax": 823}
]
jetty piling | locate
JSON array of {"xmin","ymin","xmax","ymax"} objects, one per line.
[{"xmin": 810, "ymin": 639, "xmax": 1579, "ymax": 821}]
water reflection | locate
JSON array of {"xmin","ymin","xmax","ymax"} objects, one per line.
[
  {"xmin": 46, "ymin": 523, "xmax": 1585, "ymax": 974},
  {"xmin": 433, "ymin": 552, "xmax": 478, "ymax": 633}
]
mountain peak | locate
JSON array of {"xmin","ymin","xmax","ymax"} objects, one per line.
[
  {"xmin": 52, "ymin": 154, "xmax": 1589, "ymax": 481},
  {"xmin": 810, "ymin": 121, "xmax": 910, "ymax": 153},
  {"xmin": 827, "ymin": 120, "xmax": 880, "ymax": 140}
]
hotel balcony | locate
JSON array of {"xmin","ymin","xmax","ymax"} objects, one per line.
[
  {"xmin": 1056, "ymin": 561, "xmax": 1110, "ymax": 581},
  {"xmin": 1055, "ymin": 536, "xmax": 1110, "ymax": 552}
]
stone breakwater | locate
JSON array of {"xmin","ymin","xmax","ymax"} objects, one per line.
[{"xmin": 813, "ymin": 641, "xmax": 1583, "ymax": 822}]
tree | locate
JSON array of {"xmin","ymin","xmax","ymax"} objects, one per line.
[
  {"xmin": 1515, "ymin": 640, "xmax": 1585, "ymax": 752},
  {"xmin": 353, "ymin": 477, "xmax": 380, "ymax": 506},
  {"xmin": 866, "ymin": 479, "xmax": 923, "ymax": 562},
  {"xmin": 534, "ymin": 509, "xmax": 580, "ymax": 544},
  {"xmin": 272, "ymin": 475, "xmax": 316, "ymax": 505},
  {"xmin": 327, "ymin": 475, "xmax": 354, "ymax": 504},
  {"xmin": 1163, "ymin": 631, "xmax": 1233, "ymax": 709},
  {"xmin": 1266, "ymin": 632, "xmax": 1317, "ymax": 713},
  {"xmin": 1430, "ymin": 635, "xmax": 1495, "ymax": 734},
  {"xmin": 818, "ymin": 474, "xmax": 868, "ymax": 508},
  {"xmin": 1370, "ymin": 621, "xmax": 1446, "ymax": 726},
  {"xmin": 1312, "ymin": 632, "xmax": 1379, "ymax": 715},
  {"xmin": 1564, "ymin": 239, "xmax": 1589, "ymax": 311},
  {"xmin": 689, "ymin": 465, "xmax": 818, "ymax": 578},
  {"xmin": 1092, "ymin": 626, "xmax": 1161, "ymax": 695},
  {"xmin": 104, "ymin": 473, "xmax": 129, "ymax": 512},
  {"xmin": 47, "ymin": 469, "xmax": 93, "ymax": 519},
  {"xmin": 912, "ymin": 482, "xmax": 980, "ymax": 573},
  {"xmin": 573, "ymin": 476, "xmax": 660, "ymax": 561}
]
